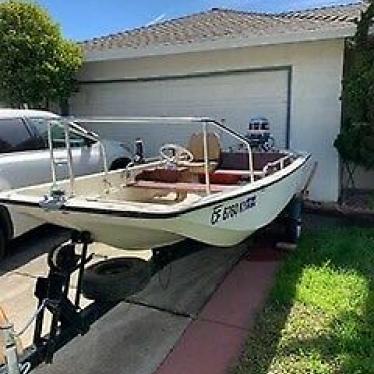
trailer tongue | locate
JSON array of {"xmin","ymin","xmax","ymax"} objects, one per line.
[{"xmin": 0, "ymin": 231, "xmax": 209, "ymax": 374}]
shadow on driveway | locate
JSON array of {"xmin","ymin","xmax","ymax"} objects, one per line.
[{"xmin": 0, "ymin": 225, "xmax": 70, "ymax": 276}]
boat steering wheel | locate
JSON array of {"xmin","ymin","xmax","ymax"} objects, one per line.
[{"xmin": 159, "ymin": 144, "xmax": 194, "ymax": 165}]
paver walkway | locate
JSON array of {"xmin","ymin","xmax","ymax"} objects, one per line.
[{"xmin": 156, "ymin": 241, "xmax": 284, "ymax": 374}]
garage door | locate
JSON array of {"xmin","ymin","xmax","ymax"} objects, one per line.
[{"xmin": 72, "ymin": 69, "xmax": 289, "ymax": 152}]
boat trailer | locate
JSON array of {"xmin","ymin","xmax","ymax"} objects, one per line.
[
  {"xmin": 0, "ymin": 192, "xmax": 308, "ymax": 374},
  {"xmin": 0, "ymin": 231, "xmax": 203, "ymax": 374}
]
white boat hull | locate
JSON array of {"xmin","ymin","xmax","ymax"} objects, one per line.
[{"xmin": 1, "ymin": 154, "xmax": 312, "ymax": 249}]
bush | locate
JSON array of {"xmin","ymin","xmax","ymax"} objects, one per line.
[
  {"xmin": 335, "ymin": 1, "xmax": 374, "ymax": 177},
  {"xmin": 335, "ymin": 123, "xmax": 374, "ymax": 169}
]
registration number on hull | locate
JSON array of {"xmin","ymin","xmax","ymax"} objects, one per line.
[{"xmin": 211, "ymin": 195, "xmax": 257, "ymax": 225}]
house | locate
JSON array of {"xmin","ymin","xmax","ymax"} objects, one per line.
[{"xmin": 70, "ymin": 1, "xmax": 372, "ymax": 202}]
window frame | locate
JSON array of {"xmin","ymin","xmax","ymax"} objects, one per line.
[
  {"xmin": 26, "ymin": 117, "xmax": 94, "ymax": 150},
  {"xmin": 0, "ymin": 117, "xmax": 43, "ymax": 154}
]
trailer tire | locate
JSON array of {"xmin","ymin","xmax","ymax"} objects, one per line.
[
  {"xmin": 82, "ymin": 257, "xmax": 151, "ymax": 302},
  {"xmin": 0, "ymin": 228, "xmax": 6, "ymax": 261}
]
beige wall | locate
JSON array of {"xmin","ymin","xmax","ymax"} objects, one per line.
[{"xmin": 73, "ymin": 39, "xmax": 347, "ymax": 202}]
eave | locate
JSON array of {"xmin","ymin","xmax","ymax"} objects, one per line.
[{"xmin": 84, "ymin": 26, "xmax": 356, "ymax": 62}]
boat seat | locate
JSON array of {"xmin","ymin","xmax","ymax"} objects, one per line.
[
  {"xmin": 183, "ymin": 132, "xmax": 221, "ymax": 173},
  {"xmin": 132, "ymin": 180, "xmax": 234, "ymax": 193},
  {"xmin": 183, "ymin": 161, "xmax": 219, "ymax": 173}
]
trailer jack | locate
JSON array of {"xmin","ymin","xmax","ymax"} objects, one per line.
[{"xmin": 0, "ymin": 231, "xmax": 119, "ymax": 374}]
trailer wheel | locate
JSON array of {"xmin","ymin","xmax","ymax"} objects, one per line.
[
  {"xmin": 0, "ymin": 228, "xmax": 6, "ymax": 261},
  {"xmin": 82, "ymin": 257, "xmax": 151, "ymax": 302}
]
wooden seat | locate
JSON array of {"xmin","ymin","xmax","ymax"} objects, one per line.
[
  {"xmin": 182, "ymin": 161, "xmax": 219, "ymax": 173},
  {"xmin": 132, "ymin": 180, "xmax": 234, "ymax": 193},
  {"xmin": 213, "ymin": 169, "xmax": 252, "ymax": 176}
]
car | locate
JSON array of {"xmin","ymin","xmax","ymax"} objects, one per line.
[{"xmin": 0, "ymin": 109, "xmax": 133, "ymax": 259}]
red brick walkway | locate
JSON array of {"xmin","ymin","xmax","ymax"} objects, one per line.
[{"xmin": 156, "ymin": 242, "xmax": 283, "ymax": 374}]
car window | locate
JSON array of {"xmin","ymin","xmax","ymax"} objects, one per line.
[
  {"xmin": 29, "ymin": 118, "xmax": 89, "ymax": 149},
  {"xmin": 0, "ymin": 118, "xmax": 40, "ymax": 153}
]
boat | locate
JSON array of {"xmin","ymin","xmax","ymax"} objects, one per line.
[{"xmin": 0, "ymin": 117, "xmax": 313, "ymax": 250}]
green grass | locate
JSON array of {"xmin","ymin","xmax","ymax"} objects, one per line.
[{"xmin": 234, "ymin": 227, "xmax": 374, "ymax": 374}]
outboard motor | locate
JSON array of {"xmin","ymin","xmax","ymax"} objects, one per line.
[{"xmin": 245, "ymin": 117, "xmax": 274, "ymax": 151}]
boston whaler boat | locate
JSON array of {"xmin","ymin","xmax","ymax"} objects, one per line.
[
  {"xmin": 0, "ymin": 117, "xmax": 313, "ymax": 250},
  {"xmin": 0, "ymin": 117, "xmax": 315, "ymax": 373}
]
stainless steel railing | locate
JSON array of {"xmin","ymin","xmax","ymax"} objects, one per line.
[
  {"xmin": 47, "ymin": 117, "xmax": 295, "ymax": 198},
  {"xmin": 74, "ymin": 117, "xmax": 256, "ymax": 195},
  {"xmin": 47, "ymin": 119, "xmax": 109, "ymax": 197}
]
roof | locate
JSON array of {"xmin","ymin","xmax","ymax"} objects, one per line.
[
  {"xmin": 0, "ymin": 109, "xmax": 58, "ymax": 119},
  {"xmin": 83, "ymin": 2, "xmax": 367, "ymax": 56}
]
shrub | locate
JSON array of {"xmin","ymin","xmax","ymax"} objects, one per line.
[
  {"xmin": 0, "ymin": 0, "xmax": 83, "ymax": 109},
  {"xmin": 335, "ymin": 1, "xmax": 374, "ymax": 185}
]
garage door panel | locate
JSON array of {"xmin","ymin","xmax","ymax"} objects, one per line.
[{"xmin": 73, "ymin": 69, "xmax": 289, "ymax": 149}]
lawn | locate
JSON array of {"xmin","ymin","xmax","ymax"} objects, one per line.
[{"xmin": 234, "ymin": 226, "xmax": 374, "ymax": 374}]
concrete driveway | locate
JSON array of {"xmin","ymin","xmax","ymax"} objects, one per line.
[{"xmin": 0, "ymin": 225, "xmax": 250, "ymax": 374}]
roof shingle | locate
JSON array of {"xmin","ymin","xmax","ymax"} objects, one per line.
[{"xmin": 83, "ymin": 2, "xmax": 368, "ymax": 52}]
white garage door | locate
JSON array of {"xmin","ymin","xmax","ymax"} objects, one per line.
[{"xmin": 72, "ymin": 69, "xmax": 289, "ymax": 152}]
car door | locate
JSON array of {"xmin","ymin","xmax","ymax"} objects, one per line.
[
  {"xmin": 0, "ymin": 117, "xmax": 48, "ymax": 190},
  {"xmin": 27, "ymin": 118, "xmax": 102, "ymax": 179}
]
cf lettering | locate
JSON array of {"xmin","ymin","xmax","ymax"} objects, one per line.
[{"xmin": 211, "ymin": 205, "xmax": 223, "ymax": 225}]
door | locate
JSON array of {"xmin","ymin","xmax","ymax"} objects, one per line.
[{"xmin": 73, "ymin": 68, "xmax": 289, "ymax": 154}]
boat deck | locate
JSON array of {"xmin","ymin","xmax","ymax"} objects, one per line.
[{"xmin": 73, "ymin": 151, "xmax": 297, "ymax": 210}]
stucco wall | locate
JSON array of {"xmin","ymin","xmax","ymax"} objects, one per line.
[{"xmin": 73, "ymin": 39, "xmax": 347, "ymax": 202}]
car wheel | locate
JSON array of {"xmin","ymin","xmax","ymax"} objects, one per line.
[
  {"xmin": 82, "ymin": 257, "xmax": 151, "ymax": 302},
  {"xmin": 110, "ymin": 158, "xmax": 131, "ymax": 171},
  {"xmin": 0, "ymin": 228, "xmax": 6, "ymax": 261}
]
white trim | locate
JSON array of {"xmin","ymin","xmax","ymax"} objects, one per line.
[{"xmin": 85, "ymin": 26, "xmax": 356, "ymax": 62}]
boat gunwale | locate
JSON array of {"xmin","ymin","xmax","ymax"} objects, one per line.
[{"xmin": 0, "ymin": 153, "xmax": 311, "ymax": 219}]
